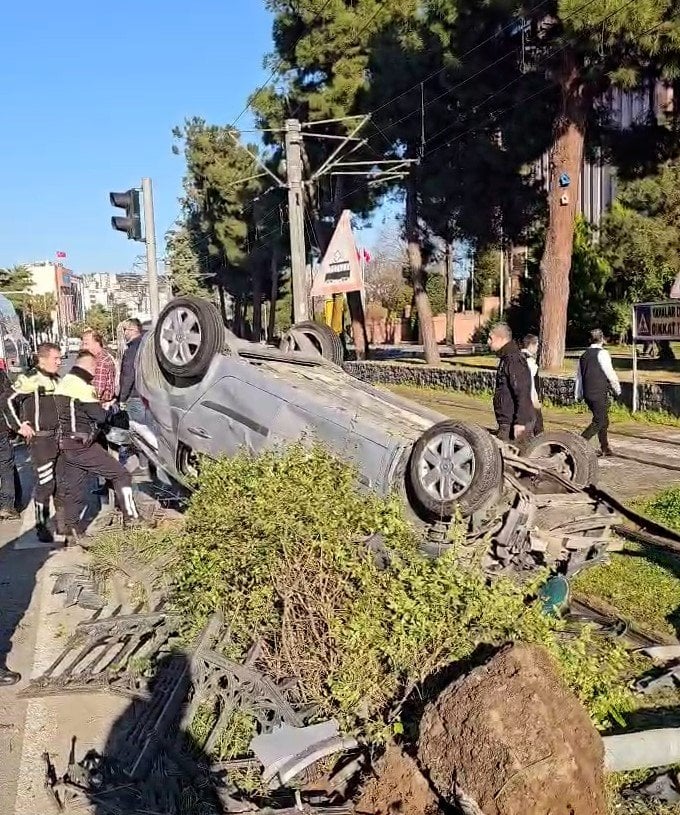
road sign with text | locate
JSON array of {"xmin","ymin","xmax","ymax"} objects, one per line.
[
  {"xmin": 310, "ymin": 210, "xmax": 364, "ymax": 297},
  {"xmin": 633, "ymin": 302, "xmax": 680, "ymax": 340}
]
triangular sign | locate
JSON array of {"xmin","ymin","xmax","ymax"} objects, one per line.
[
  {"xmin": 310, "ymin": 210, "xmax": 364, "ymax": 297},
  {"xmin": 636, "ymin": 312, "xmax": 649, "ymax": 335},
  {"xmin": 671, "ymin": 270, "xmax": 680, "ymax": 299}
]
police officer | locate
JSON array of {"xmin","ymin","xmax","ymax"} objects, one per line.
[
  {"xmin": 0, "ymin": 342, "xmax": 61, "ymax": 542},
  {"xmin": 54, "ymin": 351, "xmax": 140, "ymax": 543}
]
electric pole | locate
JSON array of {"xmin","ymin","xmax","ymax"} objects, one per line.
[
  {"xmin": 142, "ymin": 177, "xmax": 160, "ymax": 321},
  {"xmin": 284, "ymin": 119, "xmax": 309, "ymax": 323}
]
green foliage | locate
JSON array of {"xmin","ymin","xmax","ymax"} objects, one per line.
[
  {"xmin": 93, "ymin": 445, "xmax": 637, "ymax": 738},
  {"xmin": 425, "ymin": 273, "xmax": 446, "ymax": 316},
  {"xmin": 165, "ymin": 225, "xmax": 211, "ymax": 298},
  {"xmin": 573, "ymin": 544, "xmax": 680, "ymax": 638},
  {"xmin": 471, "ymin": 311, "xmax": 501, "ymax": 343},
  {"xmin": 72, "ymin": 303, "xmax": 128, "ymax": 342},
  {"xmin": 638, "ymin": 485, "xmax": 680, "ymax": 532}
]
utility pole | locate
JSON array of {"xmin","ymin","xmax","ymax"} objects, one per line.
[
  {"xmin": 445, "ymin": 242, "xmax": 456, "ymax": 346},
  {"xmin": 284, "ymin": 120, "xmax": 309, "ymax": 323},
  {"xmin": 141, "ymin": 177, "xmax": 160, "ymax": 321}
]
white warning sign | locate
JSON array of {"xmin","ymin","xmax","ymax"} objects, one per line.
[{"xmin": 310, "ymin": 210, "xmax": 364, "ymax": 297}]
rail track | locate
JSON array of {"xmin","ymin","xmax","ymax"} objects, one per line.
[{"xmin": 401, "ymin": 391, "xmax": 680, "ymax": 474}]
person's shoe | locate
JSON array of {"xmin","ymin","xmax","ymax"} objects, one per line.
[
  {"xmin": 0, "ymin": 508, "xmax": 20, "ymax": 520},
  {"xmin": 36, "ymin": 524, "xmax": 54, "ymax": 544},
  {"xmin": 598, "ymin": 448, "xmax": 614, "ymax": 458},
  {"xmin": 0, "ymin": 666, "xmax": 21, "ymax": 686}
]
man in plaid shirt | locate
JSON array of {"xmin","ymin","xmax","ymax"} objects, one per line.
[{"xmin": 81, "ymin": 330, "xmax": 117, "ymax": 404}]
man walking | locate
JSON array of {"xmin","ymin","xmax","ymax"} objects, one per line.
[
  {"xmin": 521, "ymin": 334, "xmax": 544, "ymax": 435},
  {"xmin": 575, "ymin": 329, "xmax": 621, "ymax": 457},
  {"xmin": 0, "ymin": 342, "xmax": 61, "ymax": 542},
  {"xmin": 54, "ymin": 351, "xmax": 140, "ymax": 544},
  {"xmin": 487, "ymin": 324, "xmax": 534, "ymax": 442},
  {"xmin": 118, "ymin": 319, "xmax": 146, "ymax": 469}
]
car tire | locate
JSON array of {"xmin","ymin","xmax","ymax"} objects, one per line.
[
  {"xmin": 407, "ymin": 421, "xmax": 503, "ymax": 520},
  {"xmin": 521, "ymin": 430, "xmax": 598, "ymax": 488},
  {"xmin": 154, "ymin": 297, "xmax": 225, "ymax": 384},
  {"xmin": 281, "ymin": 321, "xmax": 344, "ymax": 366}
]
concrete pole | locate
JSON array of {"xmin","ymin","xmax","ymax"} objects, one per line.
[
  {"xmin": 284, "ymin": 120, "xmax": 309, "ymax": 324},
  {"xmin": 141, "ymin": 177, "xmax": 160, "ymax": 321}
]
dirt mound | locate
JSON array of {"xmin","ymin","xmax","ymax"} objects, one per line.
[
  {"xmin": 356, "ymin": 744, "xmax": 443, "ymax": 815},
  {"xmin": 418, "ymin": 643, "xmax": 606, "ymax": 815}
]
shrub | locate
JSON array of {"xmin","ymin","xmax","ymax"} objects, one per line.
[{"xmin": 93, "ymin": 445, "xmax": 636, "ymax": 738}]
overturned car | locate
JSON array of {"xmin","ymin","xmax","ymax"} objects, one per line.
[{"xmin": 132, "ymin": 296, "xmax": 613, "ymax": 572}]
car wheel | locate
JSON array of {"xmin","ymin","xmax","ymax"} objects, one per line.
[
  {"xmin": 408, "ymin": 421, "xmax": 503, "ymax": 520},
  {"xmin": 280, "ymin": 321, "xmax": 344, "ymax": 366},
  {"xmin": 521, "ymin": 430, "xmax": 598, "ymax": 488},
  {"xmin": 177, "ymin": 443, "xmax": 200, "ymax": 480},
  {"xmin": 154, "ymin": 297, "xmax": 225, "ymax": 384}
]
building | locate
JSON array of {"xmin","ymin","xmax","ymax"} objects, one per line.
[
  {"xmin": 534, "ymin": 81, "xmax": 675, "ymax": 226},
  {"xmin": 80, "ymin": 272, "xmax": 172, "ymax": 323},
  {"xmin": 24, "ymin": 261, "xmax": 81, "ymax": 338}
]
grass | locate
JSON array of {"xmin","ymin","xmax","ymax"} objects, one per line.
[
  {"xmin": 573, "ymin": 484, "xmax": 680, "ymax": 640},
  {"xmin": 572, "ymin": 545, "xmax": 680, "ymax": 639}
]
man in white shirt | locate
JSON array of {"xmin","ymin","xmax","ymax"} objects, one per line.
[
  {"xmin": 574, "ymin": 329, "xmax": 621, "ymax": 457},
  {"xmin": 521, "ymin": 334, "xmax": 543, "ymax": 434}
]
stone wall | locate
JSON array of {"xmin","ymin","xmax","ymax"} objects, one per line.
[{"xmin": 343, "ymin": 360, "xmax": 680, "ymax": 416}]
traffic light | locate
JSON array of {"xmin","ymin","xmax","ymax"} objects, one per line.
[{"xmin": 110, "ymin": 189, "xmax": 142, "ymax": 241}]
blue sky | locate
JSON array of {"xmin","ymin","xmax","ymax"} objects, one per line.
[
  {"xmin": 0, "ymin": 0, "xmax": 387, "ymax": 277},
  {"xmin": 0, "ymin": 0, "xmax": 272, "ymax": 274}
]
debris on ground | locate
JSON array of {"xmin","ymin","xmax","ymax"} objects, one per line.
[
  {"xmin": 418, "ymin": 643, "xmax": 608, "ymax": 815},
  {"xmin": 34, "ymin": 446, "xmax": 680, "ymax": 814}
]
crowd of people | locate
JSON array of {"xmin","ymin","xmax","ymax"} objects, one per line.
[
  {"xmin": 488, "ymin": 324, "xmax": 622, "ymax": 456},
  {"xmin": 0, "ymin": 319, "xmax": 148, "ymax": 686}
]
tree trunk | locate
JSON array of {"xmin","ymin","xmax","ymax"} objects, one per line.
[
  {"xmin": 268, "ymin": 248, "xmax": 279, "ymax": 341},
  {"xmin": 252, "ymin": 261, "xmax": 263, "ymax": 341},
  {"xmin": 406, "ymin": 170, "xmax": 440, "ymax": 365},
  {"xmin": 539, "ymin": 51, "xmax": 592, "ymax": 371}
]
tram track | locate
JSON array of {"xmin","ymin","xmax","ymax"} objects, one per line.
[{"xmin": 395, "ymin": 390, "xmax": 680, "ymax": 475}]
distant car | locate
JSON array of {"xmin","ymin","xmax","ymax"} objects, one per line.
[{"xmin": 131, "ymin": 296, "xmax": 507, "ymax": 522}]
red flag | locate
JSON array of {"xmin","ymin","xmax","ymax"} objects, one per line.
[
  {"xmin": 363, "ymin": 249, "xmax": 371, "ymax": 263},
  {"xmin": 56, "ymin": 251, "xmax": 67, "ymax": 258}
]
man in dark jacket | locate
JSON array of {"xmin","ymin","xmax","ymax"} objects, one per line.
[
  {"xmin": 55, "ymin": 351, "xmax": 140, "ymax": 544},
  {"xmin": 488, "ymin": 324, "xmax": 535, "ymax": 442},
  {"xmin": 117, "ymin": 318, "xmax": 145, "ymax": 469}
]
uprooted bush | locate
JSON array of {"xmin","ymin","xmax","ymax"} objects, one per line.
[{"xmin": 91, "ymin": 445, "xmax": 635, "ymax": 738}]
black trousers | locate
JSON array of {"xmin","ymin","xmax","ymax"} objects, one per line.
[
  {"xmin": 534, "ymin": 408, "xmax": 545, "ymax": 436},
  {"xmin": 0, "ymin": 431, "xmax": 16, "ymax": 512},
  {"xmin": 56, "ymin": 442, "xmax": 138, "ymax": 532},
  {"xmin": 582, "ymin": 396, "xmax": 610, "ymax": 451},
  {"xmin": 29, "ymin": 434, "xmax": 59, "ymax": 508}
]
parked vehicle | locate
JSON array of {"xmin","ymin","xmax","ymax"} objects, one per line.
[
  {"xmin": 0, "ymin": 294, "xmax": 30, "ymax": 372},
  {"xmin": 67, "ymin": 337, "xmax": 81, "ymax": 355},
  {"xmin": 133, "ymin": 296, "xmax": 595, "ymax": 521}
]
